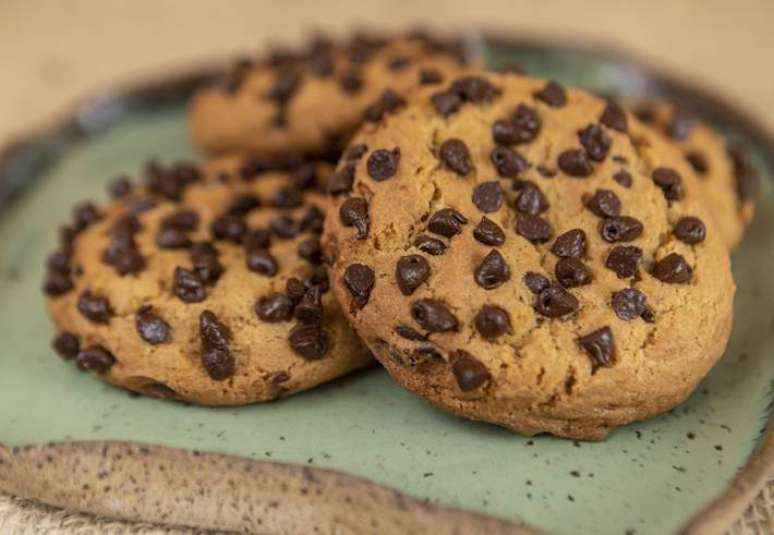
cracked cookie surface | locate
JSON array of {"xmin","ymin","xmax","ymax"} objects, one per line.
[
  {"xmin": 44, "ymin": 158, "xmax": 371, "ymax": 404},
  {"xmin": 323, "ymin": 71, "xmax": 735, "ymax": 440}
]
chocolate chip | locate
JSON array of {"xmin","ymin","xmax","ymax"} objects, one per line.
[
  {"xmin": 667, "ymin": 109, "xmax": 694, "ymax": 140},
  {"xmin": 490, "ymin": 146, "xmax": 529, "ymax": 177},
  {"xmin": 537, "ymin": 165, "xmax": 556, "ymax": 178},
  {"xmin": 210, "ymin": 214, "xmax": 247, "ymax": 243},
  {"xmin": 135, "ymin": 305, "xmax": 171, "ymax": 345},
  {"xmin": 328, "ymin": 165, "xmax": 355, "ymax": 196},
  {"xmin": 102, "ymin": 215, "xmax": 144, "ymax": 275},
  {"xmin": 599, "ymin": 216, "xmax": 643, "ymax": 242},
  {"xmin": 286, "ymin": 277, "xmax": 308, "ymax": 303},
  {"xmin": 227, "ymin": 194, "xmax": 260, "ymax": 216},
  {"xmin": 337, "ymin": 197, "xmax": 369, "ymax": 240},
  {"xmin": 439, "ymin": 139, "xmax": 472, "ymax": 176},
  {"xmin": 367, "ymin": 148, "xmax": 400, "ymax": 181},
  {"xmin": 266, "ymin": 72, "xmax": 300, "ymax": 104},
  {"xmin": 271, "ymin": 215, "xmax": 300, "ymax": 239},
  {"xmin": 46, "ymin": 250, "xmax": 70, "ymax": 274},
  {"xmin": 450, "ymin": 76, "xmax": 499, "ymax": 102},
  {"xmin": 77, "ymin": 291, "xmax": 112, "ymax": 324},
  {"xmin": 685, "ymin": 151, "xmax": 708, "ymax": 175},
  {"xmin": 43, "ymin": 271, "xmax": 73, "ymax": 296},
  {"xmin": 343, "ymin": 263, "xmax": 375, "ymax": 309},
  {"xmin": 523, "ymin": 272, "xmax": 549, "ymax": 294},
  {"xmin": 52, "ymin": 332, "xmax": 80, "ymax": 360},
  {"xmin": 534, "ymin": 81, "xmax": 567, "ymax": 107},
  {"xmin": 364, "ymin": 89, "xmax": 407, "ymax": 122},
  {"xmin": 246, "ymin": 249, "xmax": 278, "ymax": 276},
  {"xmin": 419, "ymin": 68, "xmax": 443, "ymax": 84},
  {"xmin": 431, "ymin": 90, "xmax": 462, "ymax": 117},
  {"xmin": 339, "ymin": 69, "xmax": 363, "ymax": 94},
  {"xmin": 579, "ymin": 124, "xmax": 611, "ymax": 162},
  {"xmin": 190, "ymin": 242, "xmax": 223, "ymax": 284},
  {"xmin": 411, "ymin": 299, "xmax": 459, "ymax": 332},
  {"xmin": 605, "ymin": 246, "xmax": 642, "ymax": 278},
  {"xmin": 652, "ymin": 253, "xmax": 692, "ymax": 283},
  {"xmin": 599, "ymin": 101, "xmax": 628, "ymax": 133},
  {"xmin": 144, "ymin": 161, "xmax": 200, "ymax": 200},
  {"xmin": 308, "ymin": 52, "xmax": 334, "ymax": 77},
  {"xmin": 199, "ymin": 311, "xmax": 234, "ymax": 380},
  {"xmin": 474, "ymin": 305, "xmax": 510, "ymax": 339},
  {"xmin": 513, "ymin": 180, "xmax": 548, "ymax": 215},
  {"xmin": 551, "ymin": 229, "xmax": 587, "ymax": 258},
  {"xmin": 395, "ymin": 325, "xmax": 426, "ymax": 341},
  {"xmin": 652, "ymin": 167, "xmax": 683, "ymax": 201},
  {"xmin": 156, "ymin": 227, "xmax": 191, "ymax": 249},
  {"xmin": 414, "ymin": 235, "xmax": 447, "ymax": 255},
  {"xmin": 108, "ymin": 176, "xmax": 132, "ymax": 199},
  {"xmin": 558, "ymin": 149, "xmax": 593, "ymax": 177},
  {"xmin": 475, "ymin": 250, "xmax": 510, "ymax": 289},
  {"xmin": 451, "ymin": 350, "xmax": 491, "ymax": 391},
  {"xmin": 613, "ymin": 170, "xmax": 633, "ymax": 188},
  {"xmin": 492, "ymin": 105, "xmax": 540, "ymax": 145},
  {"xmin": 76, "ymin": 345, "xmax": 116, "ymax": 374},
  {"xmin": 555, "ymin": 257, "xmax": 592, "ymax": 288},
  {"xmin": 300, "ymin": 205, "xmax": 325, "ymax": 234},
  {"xmin": 473, "ymin": 217, "xmax": 505, "ymax": 246},
  {"xmin": 516, "ymin": 214, "xmax": 552, "ymax": 244},
  {"xmin": 297, "ymin": 238, "xmax": 322, "ymax": 265},
  {"xmin": 633, "ymin": 103, "xmax": 657, "ymax": 124},
  {"xmin": 294, "ymin": 285, "xmax": 323, "ymax": 324},
  {"xmin": 173, "ymin": 267, "xmax": 206, "ymax": 303},
  {"xmin": 729, "ymin": 146, "xmax": 759, "ymax": 201},
  {"xmin": 585, "ymin": 189, "xmax": 621, "ymax": 218},
  {"xmin": 469, "ymin": 181, "xmax": 504, "ymax": 213},
  {"xmin": 428, "ymin": 208, "xmax": 467, "ymax": 238},
  {"xmin": 611, "ymin": 289, "xmax": 648, "ymax": 321},
  {"xmin": 73, "ymin": 202, "xmax": 101, "ymax": 231},
  {"xmin": 269, "ymin": 186, "xmax": 303, "ymax": 209},
  {"xmin": 674, "ymin": 216, "xmax": 706, "ymax": 244},
  {"xmin": 577, "ymin": 327, "xmax": 615, "ymax": 374},
  {"xmin": 345, "ymin": 143, "xmax": 368, "ymax": 161},
  {"xmin": 396, "ymin": 255, "xmax": 431, "ymax": 295},
  {"xmin": 256, "ymin": 293, "xmax": 294, "ymax": 322},
  {"xmin": 534, "ymin": 286, "xmax": 579, "ymax": 318},
  {"xmin": 303, "ymin": 265, "xmax": 329, "ymax": 293},
  {"xmin": 288, "ymin": 323, "xmax": 329, "ymax": 360}
]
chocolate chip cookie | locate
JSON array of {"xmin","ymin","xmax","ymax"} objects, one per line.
[
  {"xmin": 632, "ymin": 101, "xmax": 758, "ymax": 248},
  {"xmin": 189, "ymin": 31, "xmax": 469, "ymax": 156},
  {"xmin": 44, "ymin": 158, "xmax": 371, "ymax": 404},
  {"xmin": 323, "ymin": 72, "xmax": 735, "ymax": 440}
]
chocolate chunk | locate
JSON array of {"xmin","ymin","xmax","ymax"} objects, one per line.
[
  {"xmin": 343, "ymin": 263, "xmax": 375, "ymax": 309},
  {"xmin": 396, "ymin": 255, "xmax": 431, "ymax": 295},
  {"xmin": 534, "ymin": 286, "xmax": 579, "ymax": 318},
  {"xmin": 135, "ymin": 305, "xmax": 171, "ymax": 345},
  {"xmin": 189, "ymin": 242, "xmax": 223, "ymax": 284},
  {"xmin": 288, "ymin": 323, "xmax": 329, "ymax": 360},
  {"xmin": 599, "ymin": 216, "xmax": 643, "ymax": 242},
  {"xmin": 439, "ymin": 138, "xmax": 472, "ymax": 176},
  {"xmin": 667, "ymin": 109, "xmax": 694, "ymax": 140},
  {"xmin": 585, "ymin": 189, "xmax": 621, "ymax": 218},
  {"xmin": 605, "ymin": 246, "xmax": 642, "ymax": 278},
  {"xmin": 611, "ymin": 288, "xmax": 648, "ymax": 321},
  {"xmin": 513, "ymin": 180, "xmax": 548, "ymax": 215},
  {"xmin": 411, "ymin": 299, "xmax": 459, "ymax": 332},
  {"xmin": 246, "ymin": 249, "xmax": 279, "ymax": 276},
  {"xmin": 472, "ymin": 181, "xmax": 504, "ymax": 213},
  {"xmin": 300, "ymin": 206, "xmax": 325, "ymax": 234},
  {"xmin": 199, "ymin": 311, "xmax": 234, "ymax": 380},
  {"xmin": 345, "ymin": 143, "xmax": 368, "ymax": 161},
  {"xmin": 256, "ymin": 293, "xmax": 294, "ymax": 322},
  {"xmin": 294, "ymin": 285, "xmax": 323, "ymax": 324},
  {"xmin": 599, "ymin": 102, "xmax": 628, "ymax": 133},
  {"xmin": 428, "ymin": 208, "xmax": 468, "ymax": 238},
  {"xmin": 578, "ymin": 124, "xmax": 611, "ymax": 161},
  {"xmin": 271, "ymin": 215, "xmax": 300, "ymax": 239},
  {"xmin": 558, "ymin": 149, "xmax": 593, "ymax": 177},
  {"xmin": 364, "ymin": 89, "xmax": 407, "ymax": 122},
  {"xmin": 43, "ymin": 271, "xmax": 73, "ymax": 296},
  {"xmin": 515, "ymin": 214, "xmax": 553, "ymax": 244},
  {"xmin": 473, "ymin": 217, "xmax": 506, "ymax": 246},
  {"xmin": 395, "ymin": 325, "xmax": 426, "ymax": 341},
  {"xmin": 474, "ymin": 250, "xmax": 511, "ymax": 289},
  {"xmin": 419, "ymin": 68, "xmax": 443, "ymax": 85},
  {"xmin": 490, "ymin": 146, "xmax": 529, "ymax": 177},
  {"xmin": 534, "ymin": 81, "xmax": 567, "ymax": 107},
  {"xmin": 555, "ymin": 257, "xmax": 592, "ymax": 288},
  {"xmin": 431, "ymin": 90, "xmax": 462, "ymax": 117},
  {"xmin": 674, "ymin": 216, "xmax": 706, "ymax": 244},
  {"xmin": 76, "ymin": 345, "xmax": 116, "ymax": 374},
  {"xmin": 210, "ymin": 214, "xmax": 247, "ymax": 243},
  {"xmin": 523, "ymin": 272, "xmax": 549, "ymax": 294},
  {"xmin": 367, "ymin": 148, "xmax": 401, "ymax": 181},
  {"xmin": 327, "ymin": 164, "xmax": 355, "ymax": 196},
  {"xmin": 577, "ymin": 327, "xmax": 615, "ymax": 373},
  {"xmin": 492, "ymin": 105, "xmax": 540, "ymax": 145},
  {"xmin": 652, "ymin": 253, "xmax": 693, "ymax": 283},
  {"xmin": 414, "ymin": 235, "xmax": 447, "ymax": 255},
  {"xmin": 613, "ymin": 170, "xmax": 633, "ymax": 188},
  {"xmin": 652, "ymin": 167, "xmax": 683, "ymax": 201},
  {"xmin": 52, "ymin": 332, "xmax": 80, "ymax": 360},
  {"xmin": 685, "ymin": 151, "xmax": 708, "ymax": 175},
  {"xmin": 474, "ymin": 305, "xmax": 511, "ymax": 339},
  {"xmin": 339, "ymin": 197, "xmax": 369, "ymax": 239},
  {"xmin": 77, "ymin": 291, "xmax": 112, "ymax": 324},
  {"xmin": 173, "ymin": 267, "xmax": 206, "ymax": 302},
  {"xmin": 108, "ymin": 176, "xmax": 132, "ymax": 199},
  {"xmin": 298, "ymin": 238, "xmax": 322, "ymax": 265},
  {"xmin": 451, "ymin": 350, "xmax": 491, "ymax": 391},
  {"xmin": 339, "ymin": 69, "xmax": 363, "ymax": 94},
  {"xmin": 551, "ymin": 229, "xmax": 587, "ymax": 258}
]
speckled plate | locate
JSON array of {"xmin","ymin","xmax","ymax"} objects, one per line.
[{"xmin": 1, "ymin": 36, "xmax": 773, "ymax": 535}]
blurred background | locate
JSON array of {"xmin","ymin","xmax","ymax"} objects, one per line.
[{"xmin": 2, "ymin": 0, "xmax": 774, "ymax": 145}]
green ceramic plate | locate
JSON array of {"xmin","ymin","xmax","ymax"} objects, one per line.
[{"xmin": 0, "ymin": 37, "xmax": 773, "ymax": 535}]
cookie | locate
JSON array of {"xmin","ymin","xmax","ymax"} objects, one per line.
[
  {"xmin": 632, "ymin": 101, "xmax": 758, "ymax": 248},
  {"xmin": 189, "ymin": 31, "xmax": 469, "ymax": 156},
  {"xmin": 323, "ymin": 72, "xmax": 735, "ymax": 440},
  {"xmin": 44, "ymin": 158, "xmax": 371, "ymax": 404}
]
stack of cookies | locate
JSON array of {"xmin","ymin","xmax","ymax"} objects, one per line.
[{"xmin": 43, "ymin": 31, "xmax": 758, "ymax": 440}]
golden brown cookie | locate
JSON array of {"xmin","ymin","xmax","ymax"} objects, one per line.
[
  {"xmin": 188, "ymin": 32, "xmax": 469, "ymax": 156},
  {"xmin": 44, "ymin": 158, "xmax": 371, "ymax": 404},
  {"xmin": 631, "ymin": 101, "xmax": 758, "ymax": 248},
  {"xmin": 323, "ymin": 72, "xmax": 735, "ymax": 440}
]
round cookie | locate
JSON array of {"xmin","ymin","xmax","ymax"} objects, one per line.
[
  {"xmin": 189, "ymin": 31, "xmax": 470, "ymax": 156},
  {"xmin": 323, "ymin": 72, "xmax": 735, "ymax": 440},
  {"xmin": 631, "ymin": 101, "xmax": 758, "ymax": 248},
  {"xmin": 43, "ymin": 158, "xmax": 371, "ymax": 405}
]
